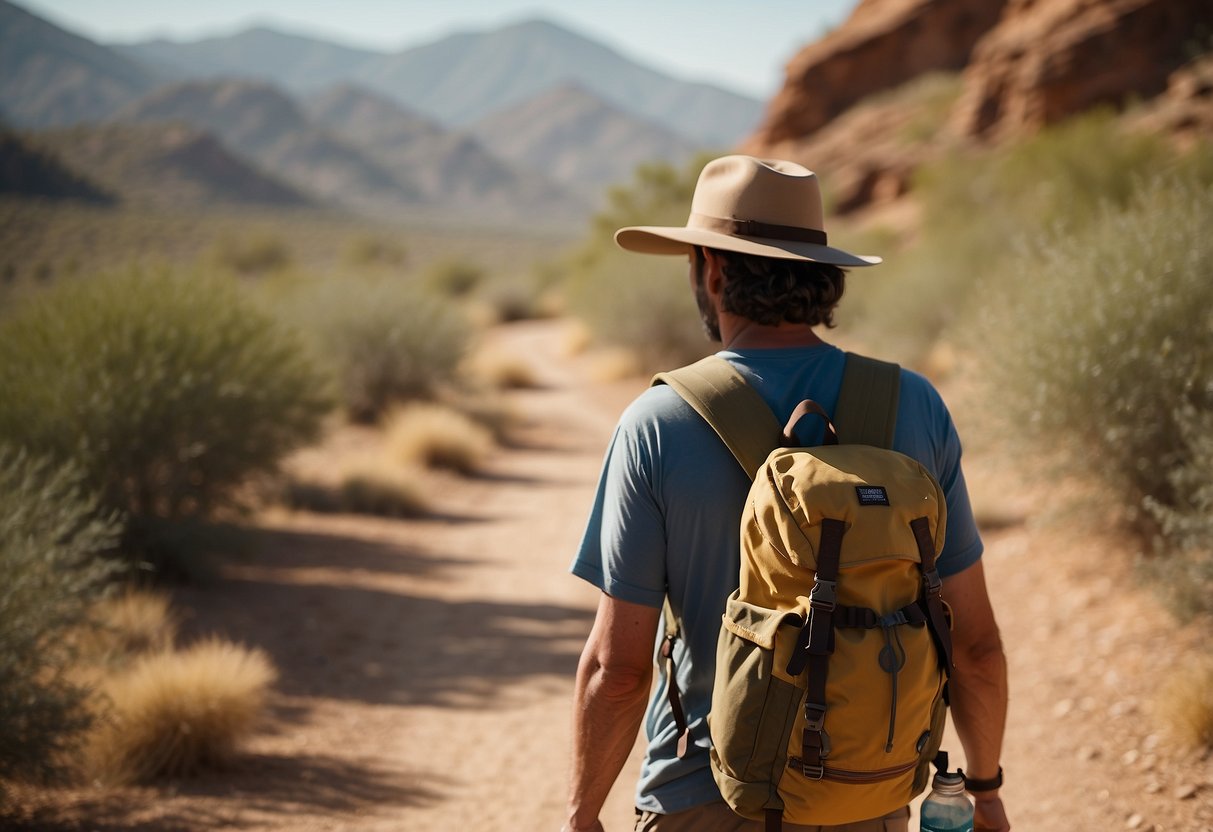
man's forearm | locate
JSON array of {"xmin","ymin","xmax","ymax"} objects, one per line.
[
  {"xmin": 948, "ymin": 636, "xmax": 1008, "ymax": 782},
  {"xmin": 565, "ymin": 648, "xmax": 652, "ymax": 830}
]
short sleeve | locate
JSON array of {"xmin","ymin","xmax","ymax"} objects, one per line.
[{"xmin": 570, "ymin": 395, "xmax": 670, "ymax": 608}]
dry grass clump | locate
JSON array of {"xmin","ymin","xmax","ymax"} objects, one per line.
[
  {"xmin": 465, "ymin": 351, "xmax": 540, "ymax": 391},
  {"xmin": 338, "ymin": 468, "xmax": 429, "ymax": 518},
  {"xmin": 283, "ymin": 463, "xmax": 429, "ymax": 518},
  {"xmin": 84, "ymin": 639, "xmax": 276, "ymax": 785},
  {"xmin": 386, "ymin": 403, "xmax": 495, "ymax": 475},
  {"xmin": 1155, "ymin": 657, "xmax": 1213, "ymax": 751}
]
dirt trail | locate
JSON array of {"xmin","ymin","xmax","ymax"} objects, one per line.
[{"xmin": 17, "ymin": 318, "xmax": 1212, "ymax": 831}]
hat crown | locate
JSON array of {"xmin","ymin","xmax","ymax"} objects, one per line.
[{"xmin": 689, "ymin": 155, "xmax": 824, "ymax": 233}]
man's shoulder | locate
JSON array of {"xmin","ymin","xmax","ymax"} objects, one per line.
[{"xmin": 619, "ymin": 381, "xmax": 700, "ymax": 427}]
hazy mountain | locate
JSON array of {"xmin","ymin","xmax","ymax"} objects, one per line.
[
  {"xmin": 469, "ymin": 83, "xmax": 701, "ymax": 197},
  {"xmin": 0, "ymin": 128, "xmax": 112, "ymax": 201},
  {"xmin": 120, "ymin": 18, "xmax": 761, "ymax": 148},
  {"xmin": 304, "ymin": 84, "xmax": 585, "ymax": 218},
  {"xmin": 351, "ymin": 19, "xmax": 761, "ymax": 147},
  {"xmin": 0, "ymin": 0, "xmax": 158, "ymax": 127},
  {"xmin": 117, "ymin": 79, "xmax": 422, "ymax": 214},
  {"xmin": 29, "ymin": 122, "xmax": 309, "ymax": 209},
  {"xmin": 119, "ymin": 26, "xmax": 379, "ymax": 93}
]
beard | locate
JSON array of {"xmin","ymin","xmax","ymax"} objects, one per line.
[{"xmin": 693, "ymin": 267, "xmax": 722, "ymax": 343}]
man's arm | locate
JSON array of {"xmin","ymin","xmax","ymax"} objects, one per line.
[
  {"xmin": 943, "ymin": 560, "xmax": 1011, "ymax": 832},
  {"xmin": 563, "ymin": 592, "xmax": 661, "ymax": 832}
]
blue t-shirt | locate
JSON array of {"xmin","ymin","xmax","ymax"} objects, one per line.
[{"xmin": 570, "ymin": 343, "xmax": 983, "ymax": 814}]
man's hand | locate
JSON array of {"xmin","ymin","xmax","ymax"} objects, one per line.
[{"xmin": 974, "ymin": 793, "xmax": 1010, "ymax": 831}]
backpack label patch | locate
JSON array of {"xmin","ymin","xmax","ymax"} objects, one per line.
[{"xmin": 855, "ymin": 485, "xmax": 890, "ymax": 506}]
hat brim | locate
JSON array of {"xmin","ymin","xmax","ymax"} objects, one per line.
[{"xmin": 615, "ymin": 226, "xmax": 881, "ymax": 267}]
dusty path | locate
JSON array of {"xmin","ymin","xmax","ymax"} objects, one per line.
[{"xmin": 14, "ymin": 318, "xmax": 1212, "ymax": 831}]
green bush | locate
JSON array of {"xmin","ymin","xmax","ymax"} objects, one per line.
[
  {"xmin": 210, "ymin": 231, "xmax": 292, "ymax": 275},
  {"xmin": 277, "ymin": 276, "xmax": 470, "ymax": 422},
  {"xmin": 564, "ymin": 157, "xmax": 714, "ymax": 372},
  {"xmin": 570, "ymin": 248, "xmax": 710, "ymax": 371},
  {"xmin": 975, "ymin": 177, "xmax": 1213, "ymax": 611},
  {"xmin": 342, "ymin": 233, "xmax": 407, "ymax": 269},
  {"xmin": 846, "ymin": 112, "xmax": 1199, "ymax": 364},
  {"xmin": 0, "ymin": 268, "xmax": 329, "ymax": 548},
  {"xmin": 0, "ymin": 449, "xmax": 123, "ymax": 793},
  {"xmin": 425, "ymin": 258, "xmax": 485, "ymax": 298}
]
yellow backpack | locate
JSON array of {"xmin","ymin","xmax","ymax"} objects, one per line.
[{"xmin": 653, "ymin": 353, "xmax": 954, "ymax": 830}]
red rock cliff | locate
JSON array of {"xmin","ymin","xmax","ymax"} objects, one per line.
[
  {"xmin": 951, "ymin": 0, "xmax": 1213, "ymax": 141},
  {"xmin": 741, "ymin": 0, "xmax": 1008, "ymax": 151}
]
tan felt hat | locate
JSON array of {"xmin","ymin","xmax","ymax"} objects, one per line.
[{"xmin": 615, "ymin": 155, "xmax": 880, "ymax": 267}]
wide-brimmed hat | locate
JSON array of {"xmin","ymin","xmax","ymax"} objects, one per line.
[{"xmin": 614, "ymin": 155, "xmax": 880, "ymax": 267}]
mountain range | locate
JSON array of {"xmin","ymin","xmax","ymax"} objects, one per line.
[{"xmin": 0, "ymin": 0, "xmax": 761, "ymax": 226}]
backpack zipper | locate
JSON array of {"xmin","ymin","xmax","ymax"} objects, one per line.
[{"xmin": 788, "ymin": 757, "xmax": 917, "ymax": 784}]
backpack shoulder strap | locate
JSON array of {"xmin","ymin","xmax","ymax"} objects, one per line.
[
  {"xmin": 651, "ymin": 355, "xmax": 781, "ymax": 479},
  {"xmin": 834, "ymin": 352, "xmax": 901, "ymax": 448}
]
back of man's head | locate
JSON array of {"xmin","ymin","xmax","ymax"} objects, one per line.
[{"xmin": 697, "ymin": 247, "xmax": 847, "ymax": 329}]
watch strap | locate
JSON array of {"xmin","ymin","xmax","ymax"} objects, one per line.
[{"xmin": 960, "ymin": 765, "xmax": 1003, "ymax": 792}]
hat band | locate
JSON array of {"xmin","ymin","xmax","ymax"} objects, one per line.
[{"xmin": 690, "ymin": 213, "xmax": 828, "ymax": 246}]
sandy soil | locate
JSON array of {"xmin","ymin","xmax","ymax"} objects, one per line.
[{"xmin": 9, "ymin": 318, "xmax": 1212, "ymax": 831}]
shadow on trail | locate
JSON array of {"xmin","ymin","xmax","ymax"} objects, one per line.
[
  {"xmin": 5, "ymin": 753, "xmax": 442, "ymax": 831},
  {"xmin": 173, "ymin": 526, "xmax": 593, "ymax": 709},
  {"xmin": 218, "ymin": 524, "xmax": 484, "ymax": 579},
  {"xmin": 182, "ymin": 575, "xmax": 593, "ymax": 708}
]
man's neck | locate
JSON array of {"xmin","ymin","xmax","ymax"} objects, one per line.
[{"xmin": 720, "ymin": 317, "xmax": 825, "ymax": 351}]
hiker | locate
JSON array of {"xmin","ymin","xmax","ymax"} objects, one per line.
[{"xmin": 562, "ymin": 156, "xmax": 1010, "ymax": 832}]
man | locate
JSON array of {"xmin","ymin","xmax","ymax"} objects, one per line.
[{"xmin": 564, "ymin": 156, "xmax": 1010, "ymax": 832}]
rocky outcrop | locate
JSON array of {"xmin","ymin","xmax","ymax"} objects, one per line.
[
  {"xmin": 1128, "ymin": 54, "xmax": 1213, "ymax": 149},
  {"xmin": 952, "ymin": 0, "xmax": 1213, "ymax": 141},
  {"xmin": 742, "ymin": 0, "xmax": 1213, "ymax": 214},
  {"xmin": 741, "ymin": 0, "xmax": 1007, "ymax": 151}
]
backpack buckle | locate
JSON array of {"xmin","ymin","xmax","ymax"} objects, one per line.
[
  {"xmin": 923, "ymin": 569, "xmax": 942, "ymax": 597},
  {"xmin": 801, "ymin": 761, "xmax": 825, "ymax": 780},
  {"xmin": 809, "ymin": 579, "xmax": 837, "ymax": 612}
]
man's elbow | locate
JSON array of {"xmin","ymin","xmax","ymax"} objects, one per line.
[
  {"xmin": 954, "ymin": 626, "xmax": 1007, "ymax": 680},
  {"xmin": 579, "ymin": 652, "xmax": 652, "ymax": 703}
]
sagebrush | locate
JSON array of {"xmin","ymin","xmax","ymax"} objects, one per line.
[
  {"xmin": 275, "ymin": 275, "xmax": 469, "ymax": 422},
  {"xmin": 0, "ymin": 449, "xmax": 122, "ymax": 793},
  {"xmin": 974, "ymin": 176, "xmax": 1213, "ymax": 612},
  {"xmin": 0, "ymin": 268, "xmax": 329, "ymax": 554}
]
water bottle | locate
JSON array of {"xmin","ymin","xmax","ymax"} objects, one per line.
[{"xmin": 920, "ymin": 768, "xmax": 974, "ymax": 832}]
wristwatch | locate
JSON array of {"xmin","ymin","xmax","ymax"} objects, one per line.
[{"xmin": 960, "ymin": 766, "xmax": 1003, "ymax": 792}]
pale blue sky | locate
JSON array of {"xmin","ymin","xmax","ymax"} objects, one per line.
[{"xmin": 20, "ymin": 0, "xmax": 859, "ymax": 97}]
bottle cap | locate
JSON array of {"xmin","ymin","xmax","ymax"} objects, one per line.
[{"xmin": 932, "ymin": 771, "xmax": 967, "ymax": 794}]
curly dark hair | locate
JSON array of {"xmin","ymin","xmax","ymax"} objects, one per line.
[{"xmin": 695, "ymin": 247, "xmax": 847, "ymax": 329}]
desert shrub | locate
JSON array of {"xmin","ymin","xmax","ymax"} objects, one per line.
[
  {"xmin": 0, "ymin": 449, "xmax": 123, "ymax": 792},
  {"xmin": 846, "ymin": 112, "xmax": 1202, "ymax": 363},
  {"xmin": 562, "ymin": 157, "xmax": 715, "ymax": 372},
  {"xmin": 571, "ymin": 248, "xmax": 710, "ymax": 371},
  {"xmin": 466, "ymin": 350, "xmax": 540, "ymax": 391},
  {"xmin": 84, "ymin": 638, "xmax": 276, "ymax": 784},
  {"xmin": 338, "ymin": 470, "xmax": 429, "ymax": 517},
  {"xmin": 975, "ymin": 177, "xmax": 1213, "ymax": 609},
  {"xmin": 478, "ymin": 274, "xmax": 548, "ymax": 323},
  {"xmin": 210, "ymin": 231, "xmax": 292, "ymax": 275},
  {"xmin": 425, "ymin": 258, "xmax": 484, "ymax": 297},
  {"xmin": 0, "ymin": 267, "xmax": 329, "ymax": 553},
  {"xmin": 343, "ymin": 233, "xmax": 407, "ymax": 268},
  {"xmin": 283, "ymin": 465, "xmax": 428, "ymax": 518},
  {"xmin": 77, "ymin": 590, "xmax": 177, "ymax": 668},
  {"xmin": 387, "ymin": 403, "xmax": 494, "ymax": 475},
  {"xmin": 279, "ymin": 276, "xmax": 469, "ymax": 422}
]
